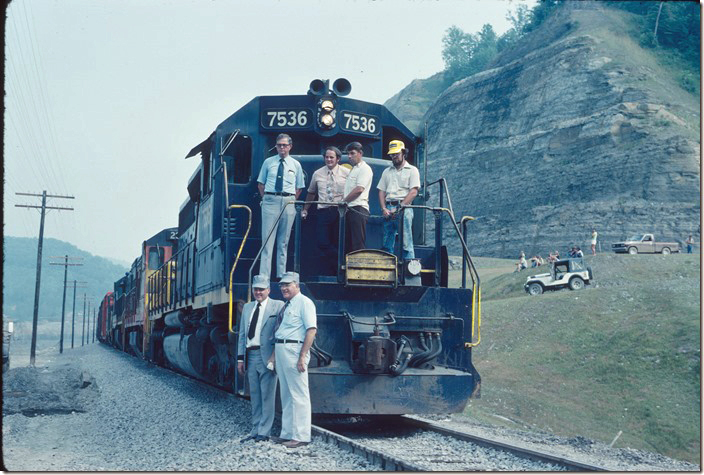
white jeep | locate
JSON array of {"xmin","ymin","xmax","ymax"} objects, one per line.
[{"xmin": 524, "ymin": 258, "xmax": 593, "ymax": 296}]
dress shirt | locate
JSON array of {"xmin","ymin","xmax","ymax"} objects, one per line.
[
  {"xmin": 247, "ymin": 298, "xmax": 269, "ymax": 347},
  {"xmin": 344, "ymin": 160, "xmax": 373, "ymax": 211},
  {"xmin": 274, "ymin": 293, "xmax": 317, "ymax": 342},
  {"xmin": 377, "ymin": 162, "xmax": 421, "ymax": 201},
  {"xmin": 307, "ymin": 165, "xmax": 350, "ymax": 209},
  {"xmin": 257, "ymin": 155, "xmax": 305, "ymax": 194}
]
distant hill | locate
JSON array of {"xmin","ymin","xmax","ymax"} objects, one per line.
[
  {"xmin": 387, "ymin": 2, "xmax": 700, "ymax": 258},
  {"xmin": 2, "ymin": 237, "xmax": 129, "ymax": 323}
]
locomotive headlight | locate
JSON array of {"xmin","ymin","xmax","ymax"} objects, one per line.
[
  {"xmin": 321, "ymin": 114, "xmax": 334, "ymax": 126},
  {"xmin": 321, "ymin": 99, "xmax": 334, "ymax": 111}
]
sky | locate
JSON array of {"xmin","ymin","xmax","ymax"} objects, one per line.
[{"xmin": 4, "ymin": 0, "xmax": 529, "ymax": 264}]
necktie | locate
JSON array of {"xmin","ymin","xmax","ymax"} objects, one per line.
[
  {"xmin": 274, "ymin": 301, "xmax": 289, "ymax": 334},
  {"xmin": 247, "ymin": 302, "xmax": 261, "ymax": 340},
  {"xmin": 326, "ymin": 170, "xmax": 334, "ymax": 201},
  {"xmin": 274, "ymin": 158, "xmax": 285, "ymax": 192}
]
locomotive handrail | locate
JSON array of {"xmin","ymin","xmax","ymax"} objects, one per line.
[
  {"xmin": 402, "ymin": 204, "xmax": 481, "ymax": 348},
  {"xmin": 227, "ymin": 204, "xmax": 252, "ymax": 333},
  {"xmin": 247, "ymin": 199, "xmax": 347, "ymax": 299}
]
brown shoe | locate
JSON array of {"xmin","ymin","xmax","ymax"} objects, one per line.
[
  {"xmin": 283, "ymin": 440, "xmax": 309, "ymax": 449},
  {"xmin": 271, "ymin": 436, "xmax": 290, "ymax": 444}
]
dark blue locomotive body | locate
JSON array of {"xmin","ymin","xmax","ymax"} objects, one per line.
[{"xmin": 129, "ymin": 79, "xmax": 481, "ymax": 414}]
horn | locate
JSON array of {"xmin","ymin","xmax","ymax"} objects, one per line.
[
  {"xmin": 332, "ymin": 78, "xmax": 351, "ymax": 97},
  {"xmin": 308, "ymin": 79, "xmax": 328, "ymax": 96}
]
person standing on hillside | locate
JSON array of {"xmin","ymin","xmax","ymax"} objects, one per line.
[
  {"xmin": 685, "ymin": 234, "xmax": 694, "ymax": 254},
  {"xmin": 590, "ymin": 229, "xmax": 598, "ymax": 255},
  {"xmin": 377, "ymin": 140, "xmax": 421, "ymax": 259},
  {"xmin": 342, "ymin": 142, "xmax": 373, "ymax": 254},
  {"xmin": 257, "ymin": 134, "xmax": 305, "ymax": 279}
]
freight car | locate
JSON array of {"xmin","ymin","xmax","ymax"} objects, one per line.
[{"xmin": 99, "ymin": 79, "xmax": 482, "ymax": 415}]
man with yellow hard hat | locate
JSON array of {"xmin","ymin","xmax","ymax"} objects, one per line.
[{"xmin": 377, "ymin": 140, "xmax": 420, "ymax": 259}]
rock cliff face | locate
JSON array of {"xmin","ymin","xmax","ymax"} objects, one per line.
[{"xmin": 391, "ymin": 4, "xmax": 700, "ymax": 258}]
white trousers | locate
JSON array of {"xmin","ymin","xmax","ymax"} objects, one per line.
[
  {"xmin": 275, "ymin": 342, "xmax": 311, "ymax": 442},
  {"xmin": 260, "ymin": 194, "xmax": 296, "ymax": 279}
]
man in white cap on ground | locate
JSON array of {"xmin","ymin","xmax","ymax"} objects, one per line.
[
  {"xmin": 377, "ymin": 140, "xmax": 420, "ymax": 259},
  {"xmin": 237, "ymin": 274, "xmax": 285, "ymax": 443},
  {"xmin": 268, "ymin": 271, "xmax": 317, "ymax": 448}
]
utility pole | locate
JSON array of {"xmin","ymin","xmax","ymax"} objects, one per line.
[
  {"xmin": 68, "ymin": 280, "xmax": 87, "ymax": 349},
  {"xmin": 49, "ymin": 256, "xmax": 83, "ymax": 354},
  {"xmin": 93, "ymin": 307, "xmax": 96, "ymax": 343},
  {"xmin": 82, "ymin": 293, "xmax": 87, "ymax": 346},
  {"xmin": 15, "ymin": 191, "xmax": 74, "ymax": 366}
]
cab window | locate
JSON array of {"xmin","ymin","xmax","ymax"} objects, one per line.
[
  {"xmin": 148, "ymin": 247, "xmax": 165, "ymax": 270},
  {"xmin": 223, "ymin": 135, "xmax": 252, "ymax": 184}
]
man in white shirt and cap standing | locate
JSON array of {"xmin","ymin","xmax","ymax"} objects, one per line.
[
  {"xmin": 269, "ymin": 272, "xmax": 317, "ymax": 448},
  {"xmin": 237, "ymin": 274, "xmax": 285, "ymax": 443},
  {"xmin": 377, "ymin": 140, "xmax": 420, "ymax": 259}
]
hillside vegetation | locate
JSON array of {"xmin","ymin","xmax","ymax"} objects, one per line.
[
  {"xmin": 457, "ymin": 253, "xmax": 700, "ymax": 464},
  {"xmin": 3, "ymin": 237, "xmax": 129, "ymax": 323}
]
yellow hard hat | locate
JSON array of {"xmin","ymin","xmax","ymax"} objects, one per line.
[{"xmin": 387, "ymin": 140, "xmax": 405, "ymax": 155}]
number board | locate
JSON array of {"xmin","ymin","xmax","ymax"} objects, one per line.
[
  {"xmin": 261, "ymin": 109, "xmax": 313, "ymax": 129},
  {"xmin": 340, "ymin": 111, "xmax": 379, "ymax": 136}
]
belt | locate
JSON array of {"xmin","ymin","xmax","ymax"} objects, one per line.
[
  {"xmin": 246, "ymin": 345, "xmax": 261, "ymax": 351},
  {"xmin": 266, "ymin": 192, "xmax": 294, "ymax": 196},
  {"xmin": 386, "ymin": 200, "xmax": 401, "ymax": 206},
  {"xmin": 275, "ymin": 339, "xmax": 303, "ymax": 344}
]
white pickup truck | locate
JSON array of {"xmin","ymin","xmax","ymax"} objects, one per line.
[{"xmin": 611, "ymin": 234, "xmax": 680, "ymax": 255}]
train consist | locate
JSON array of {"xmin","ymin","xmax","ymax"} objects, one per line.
[{"xmin": 97, "ymin": 79, "xmax": 482, "ymax": 415}]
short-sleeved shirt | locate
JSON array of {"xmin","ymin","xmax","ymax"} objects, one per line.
[
  {"xmin": 591, "ymin": 232, "xmax": 598, "ymax": 245},
  {"xmin": 377, "ymin": 162, "xmax": 421, "ymax": 201},
  {"xmin": 344, "ymin": 160, "xmax": 373, "ymax": 210},
  {"xmin": 307, "ymin": 164, "xmax": 350, "ymax": 209},
  {"xmin": 257, "ymin": 154, "xmax": 305, "ymax": 194},
  {"xmin": 275, "ymin": 292, "xmax": 317, "ymax": 342}
]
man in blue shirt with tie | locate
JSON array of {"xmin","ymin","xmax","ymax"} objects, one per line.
[{"xmin": 257, "ymin": 134, "xmax": 305, "ymax": 279}]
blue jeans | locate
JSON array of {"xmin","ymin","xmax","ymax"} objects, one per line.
[{"xmin": 382, "ymin": 204, "xmax": 414, "ymax": 259}]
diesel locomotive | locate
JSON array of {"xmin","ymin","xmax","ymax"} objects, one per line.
[{"xmin": 98, "ymin": 78, "xmax": 482, "ymax": 415}]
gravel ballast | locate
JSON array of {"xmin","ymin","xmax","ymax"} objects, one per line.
[{"xmin": 2, "ymin": 344, "xmax": 376, "ymax": 471}]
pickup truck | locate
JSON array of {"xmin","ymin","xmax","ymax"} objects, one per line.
[{"xmin": 611, "ymin": 234, "xmax": 680, "ymax": 255}]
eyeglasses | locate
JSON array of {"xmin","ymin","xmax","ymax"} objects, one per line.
[{"xmin": 276, "ymin": 143, "xmax": 291, "ymax": 148}]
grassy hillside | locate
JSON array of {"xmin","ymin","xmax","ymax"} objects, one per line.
[{"xmin": 456, "ymin": 253, "xmax": 700, "ymax": 464}]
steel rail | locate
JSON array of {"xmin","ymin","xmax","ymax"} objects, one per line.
[
  {"xmin": 311, "ymin": 424, "xmax": 427, "ymax": 471},
  {"xmin": 400, "ymin": 416, "xmax": 609, "ymax": 471}
]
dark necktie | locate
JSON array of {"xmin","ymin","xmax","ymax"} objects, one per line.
[
  {"xmin": 274, "ymin": 158, "xmax": 285, "ymax": 192},
  {"xmin": 274, "ymin": 301, "xmax": 289, "ymax": 334},
  {"xmin": 247, "ymin": 302, "xmax": 261, "ymax": 340}
]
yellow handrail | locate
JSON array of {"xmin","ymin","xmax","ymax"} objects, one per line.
[
  {"xmin": 465, "ymin": 285, "xmax": 481, "ymax": 348},
  {"xmin": 227, "ymin": 204, "xmax": 252, "ymax": 333}
]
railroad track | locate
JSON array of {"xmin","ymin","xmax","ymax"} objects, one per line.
[
  {"xmin": 130, "ymin": 354, "xmax": 607, "ymax": 471},
  {"xmin": 314, "ymin": 415, "xmax": 609, "ymax": 471}
]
